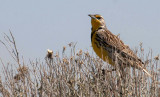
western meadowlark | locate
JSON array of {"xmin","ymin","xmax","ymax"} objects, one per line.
[{"xmin": 88, "ymin": 14, "xmax": 151, "ymax": 77}]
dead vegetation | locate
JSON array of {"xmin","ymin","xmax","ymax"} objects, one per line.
[{"xmin": 0, "ymin": 32, "xmax": 159, "ymax": 97}]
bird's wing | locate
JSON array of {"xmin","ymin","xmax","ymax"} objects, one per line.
[
  {"xmin": 96, "ymin": 28, "xmax": 141, "ymax": 65},
  {"xmin": 95, "ymin": 28, "xmax": 152, "ymax": 77}
]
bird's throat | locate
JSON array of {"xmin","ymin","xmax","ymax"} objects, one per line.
[{"xmin": 91, "ymin": 19, "xmax": 101, "ymax": 31}]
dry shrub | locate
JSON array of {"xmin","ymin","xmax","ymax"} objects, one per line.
[{"xmin": 0, "ymin": 32, "xmax": 159, "ymax": 97}]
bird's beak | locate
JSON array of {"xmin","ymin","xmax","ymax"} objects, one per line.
[{"xmin": 88, "ymin": 14, "xmax": 96, "ymax": 19}]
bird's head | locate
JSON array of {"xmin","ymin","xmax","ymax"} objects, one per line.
[{"xmin": 88, "ymin": 14, "xmax": 106, "ymax": 31}]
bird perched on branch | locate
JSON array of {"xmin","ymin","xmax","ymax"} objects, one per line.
[{"xmin": 88, "ymin": 14, "xmax": 151, "ymax": 77}]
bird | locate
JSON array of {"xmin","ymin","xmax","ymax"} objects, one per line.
[{"xmin": 88, "ymin": 14, "xmax": 151, "ymax": 77}]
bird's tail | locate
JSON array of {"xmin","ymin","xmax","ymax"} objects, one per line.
[
  {"xmin": 135, "ymin": 61, "xmax": 152, "ymax": 77},
  {"xmin": 138, "ymin": 64, "xmax": 152, "ymax": 77},
  {"xmin": 142, "ymin": 68, "xmax": 152, "ymax": 77}
]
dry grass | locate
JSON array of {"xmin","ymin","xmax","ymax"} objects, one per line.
[{"xmin": 0, "ymin": 32, "xmax": 159, "ymax": 97}]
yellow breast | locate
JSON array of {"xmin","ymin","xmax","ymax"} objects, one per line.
[{"xmin": 91, "ymin": 32, "xmax": 115, "ymax": 65}]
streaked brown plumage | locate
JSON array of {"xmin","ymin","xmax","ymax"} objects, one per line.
[{"xmin": 89, "ymin": 14, "xmax": 151, "ymax": 77}]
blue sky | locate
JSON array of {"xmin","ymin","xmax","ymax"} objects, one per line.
[{"xmin": 0, "ymin": 0, "xmax": 160, "ymax": 64}]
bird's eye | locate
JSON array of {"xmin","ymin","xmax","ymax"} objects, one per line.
[{"xmin": 97, "ymin": 17, "xmax": 102, "ymax": 19}]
